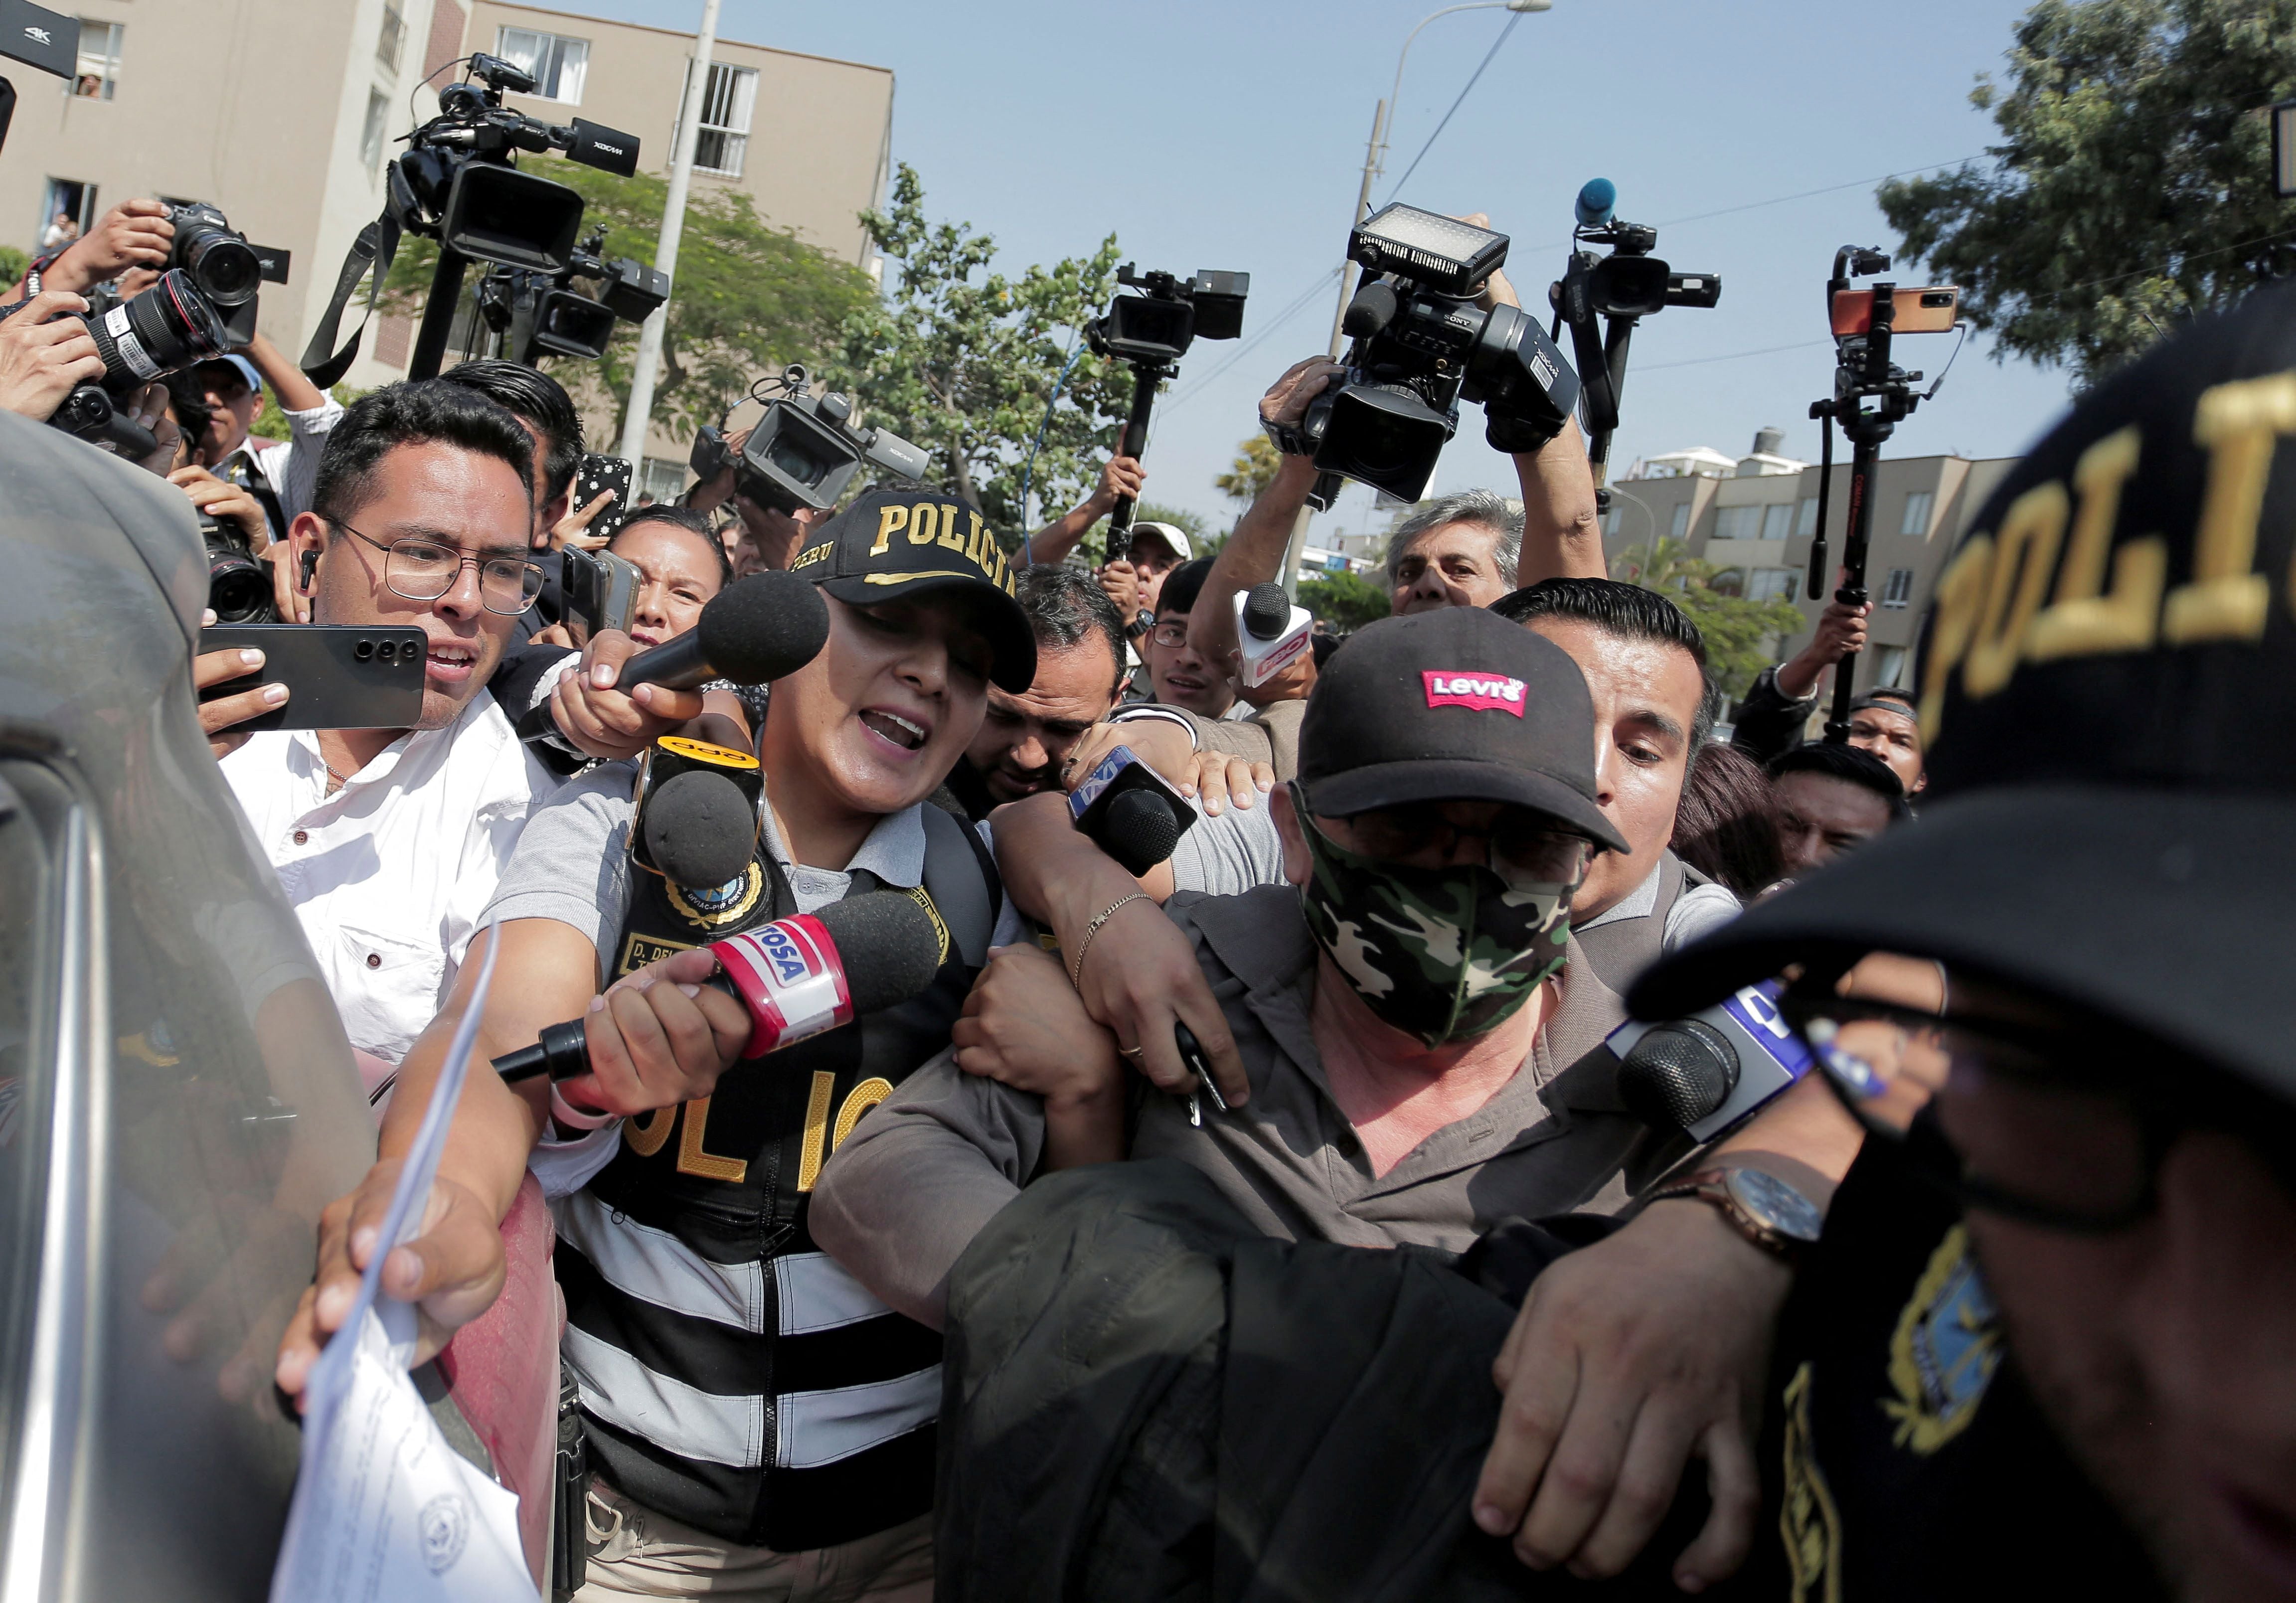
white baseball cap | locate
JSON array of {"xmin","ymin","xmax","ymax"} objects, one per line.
[{"xmin": 1127, "ymin": 521, "xmax": 1192, "ymax": 563}]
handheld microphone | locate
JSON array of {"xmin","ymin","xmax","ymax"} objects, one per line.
[
  {"xmin": 1603, "ymin": 980, "xmax": 1813, "ymax": 1140},
  {"xmin": 641, "ymin": 769, "xmax": 758, "ymax": 889},
  {"xmin": 1234, "ymin": 582, "xmax": 1313, "ymax": 689},
  {"xmin": 493, "ymin": 891, "xmax": 943, "ymax": 1085},
  {"xmin": 618, "ymin": 568, "xmax": 830, "ymax": 690},
  {"xmin": 1068, "ymin": 745, "xmax": 1195, "ymax": 875}
]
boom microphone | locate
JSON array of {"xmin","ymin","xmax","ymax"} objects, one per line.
[
  {"xmin": 619, "ymin": 568, "xmax": 830, "ymax": 690},
  {"xmin": 492, "ymin": 891, "xmax": 943, "ymax": 1085}
]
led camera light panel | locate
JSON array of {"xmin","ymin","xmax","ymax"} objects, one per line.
[{"xmin": 1350, "ymin": 203, "xmax": 1508, "ymax": 297}]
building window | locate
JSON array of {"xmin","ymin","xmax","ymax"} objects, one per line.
[
  {"xmin": 1796, "ymin": 496, "xmax": 1818, "ymax": 538},
  {"xmin": 1713, "ymin": 504, "xmax": 1767, "ymax": 541},
  {"xmin": 1761, "ymin": 502, "xmax": 1794, "ymax": 541},
  {"xmin": 687, "ymin": 62, "xmax": 758, "ymax": 176},
  {"xmin": 1881, "ymin": 567, "xmax": 1916, "ymax": 609},
  {"xmin": 38, "ymin": 178, "xmax": 97, "ymax": 245},
  {"xmin": 378, "ymin": 0, "xmax": 406, "ymax": 72},
  {"xmin": 1746, "ymin": 568, "xmax": 1800, "ymax": 603},
  {"xmin": 360, "ymin": 88, "xmax": 392, "ymax": 175},
  {"xmin": 1900, "ymin": 489, "xmax": 1934, "ymax": 536},
  {"xmin": 496, "ymin": 25, "xmax": 588, "ymax": 103},
  {"xmin": 73, "ymin": 20, "xmax": 121, "ymax": 100},
  {"xmin": 638, "ymin": 457, "xmax": 687, "ymax": 505},
  {"xmin": 1668, "ymin": 501, "xmax": 1689, "ymax": 542},
  {"xmin": 1872, "ymin": 645, "xmax": 1908, "ymax": 689}
]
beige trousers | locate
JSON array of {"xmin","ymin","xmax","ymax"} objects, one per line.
[{"xmin": 571, "ymin": 1477, "xmax": 933, "ymax": 1603}]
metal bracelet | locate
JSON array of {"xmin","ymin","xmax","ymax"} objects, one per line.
[{"xmin": 1069, "ymin": 892, "xmax": 1151, "ymax": 988}]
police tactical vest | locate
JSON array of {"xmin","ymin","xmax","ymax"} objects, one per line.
[{"xmin": 558, "ymin": 804, "xmax": 997, "ymax": 1552}]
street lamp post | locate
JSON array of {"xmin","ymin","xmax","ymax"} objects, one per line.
[{"xmin": 1280, "ymin": 0, "xmax": 1553, "ymax": 596}]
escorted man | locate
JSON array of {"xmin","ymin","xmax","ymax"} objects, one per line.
[
  {"xmin": 1767, "ymin": 740, "xmax": 1905, "ymax": 877},
  {"xmin": 1624, "ymin": 281, "xmax": 2296, "ymax": 1601},
  {"xmin": 945, "ymin": 564, "xmax": 1127, "ymax": 819},
  {"xmin": 815, "ymin": 607, "xmax": 1857, "ymax": 1595},
  {"xmin": 278, "ymin": 486, "xmax": 1038, "ymax": 1602}
]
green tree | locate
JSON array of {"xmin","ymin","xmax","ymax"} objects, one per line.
[
  {"xmin": 1877, "ymin": 0, "xmax": 2296, "ymax": 382},
  {"xmin": 1298, "ymin": 569, "xmax": 1392, "ymax": 633},
  {"xmin": 381, "ymin": 159, "xmax": 873, "ymax": 441},
  {"xmin": 833, "ymin": 163, "xmax": 1128, "ymax": 538},
  {"xmin": 1613, "ymin": 538, "xmax": 1804, "ymax": 699},
  {"xmin": 1215, "ymin": 434, "xmax": 1282, "ymax": 505}
]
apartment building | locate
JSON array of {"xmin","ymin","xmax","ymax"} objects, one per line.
[
  {"xmin": 1604, "ymin": 429, "xmax": 2018, "ymax": 699},
  {"xmin": 4, "ymin": 1, "xmax": 892, "ymax": 492}
]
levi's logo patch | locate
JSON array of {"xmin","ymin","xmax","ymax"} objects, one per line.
[{"xmin": 1423, "ymin": 671, "xmax": 1526, "ymax": 716}]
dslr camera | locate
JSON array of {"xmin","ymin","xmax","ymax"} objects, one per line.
[
  {"xmin": 0, "ymin": 266, "xmax": 236, "ymax": 457},
  {"xmin": 689, "ymin": 365, "xmax": 927, "ymax": 515},
  {"xmin": 1272, "ymin": 204, "xmax": 1580, "ymax": 507}
]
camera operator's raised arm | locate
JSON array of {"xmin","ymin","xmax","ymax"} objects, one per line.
[
  {"xmin": 14, "ymin": 197, "xmax": 174, "ymax": 297},
  {"xmin": 1468, "ymin": 248, "xmax": 1603, "ymax": 586},
  {"xmin": 1022, "ymin": 452, "xmax": 1144, "ymax": 567},
  {"xmin": 1184, "ymin": 355, "xmax": 1336, "ymax": 669}
]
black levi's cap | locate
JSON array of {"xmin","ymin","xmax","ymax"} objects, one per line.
[
  {"xmin": 1632, "ymin": 278, "xmax": 2296, "ymax": 1103},
  {"xmin": 1298, "ymin": 607, "xmax": 1629, "ymax": 853},
  {"xmin": 790, "ymin": 487, "xmax": 1037, "ymax": 692}
]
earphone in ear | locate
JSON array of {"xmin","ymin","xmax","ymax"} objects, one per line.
[{"xmin": 299, "ymin": 550, "xmax": 319, "ymax": 591}]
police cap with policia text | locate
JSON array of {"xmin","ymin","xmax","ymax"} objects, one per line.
[
  {"xmin": 790, "ymin": 487, "xmax": 1037, "ymax": 693},
  {"xmin": 1633, "ymin": 278, "xmax": 2296, "ymax": 1104}
]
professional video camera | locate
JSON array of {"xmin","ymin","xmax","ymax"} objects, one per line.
[
  {"xmin": 1550, "ymin": 179, "xmax": 1718, "ymax": 502},
  {"xmin": 473, "ymin": 223, "xmax": 669, "ymax": 366},
  {"xmin": 1277, "ymin": 204, "xmax": 1578, "ymax": 508},
  {"xmin": 305, "ymin": 52, "xmax": 644, "ymax": 384},
  {"xmin": 688, "ymin": 365, "xmax": 928, "ymax": 515},
  {"xmin": 0, "ymin": 267, "xmax": 236, "ymax": 457},
  {"xmin": 1083, "ymin": 263, "xmax": 1248, "ymax": 543}
]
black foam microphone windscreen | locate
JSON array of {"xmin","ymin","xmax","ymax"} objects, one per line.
[
  {"xmin": 1615, "ymin": 1018, "xmax": 1740, "ymax": 1129},
  {"xmin": 620, "ymin": 568, "xmax": 831, "ymax": 689},
  {"xmin": 812, "ymin": 890, "xmax": 945, "ymax": 1014},
  {"xmin": 1102, "ymin": 788, "xmax": 1184, "ymax": 875},
  {"xmin": 641, "ymin": 770, "xmax": 756, "ymax": 889}
]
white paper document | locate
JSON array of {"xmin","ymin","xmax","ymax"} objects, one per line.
[{"xmin": 270, "ymin": 941, "xmax": 535, "ymax": 1601}]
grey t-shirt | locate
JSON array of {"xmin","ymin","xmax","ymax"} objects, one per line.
[{"xmin": 1165, "ymin": 795, "xmax": 1286, "ymax": 896}]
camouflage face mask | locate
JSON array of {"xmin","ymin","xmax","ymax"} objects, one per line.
[{"xmin": 1296, "ymin": 806, "xmax": 1574, "ymax": 1048}]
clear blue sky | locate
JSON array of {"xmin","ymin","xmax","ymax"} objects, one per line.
[{"xmin": 542, "ymin": 0, "xmax": 2073, "ymax": 541}]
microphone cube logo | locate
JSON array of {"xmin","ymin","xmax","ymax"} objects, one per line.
[
  {"xmin": 757, "ymin": 923, "xmax": 819, "ymax": 985},
  {"xmin": 1423, "ymin": 671, "xmax": 1526, "ymax": 717}
]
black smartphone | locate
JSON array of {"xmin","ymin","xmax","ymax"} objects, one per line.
[
  {"xmin": 576, "ymin": 452, "xmax": 635, "ymax": 543},
  {"xmin": 197, "ymin": 625, "xmax": 427, "ymax": 732}
]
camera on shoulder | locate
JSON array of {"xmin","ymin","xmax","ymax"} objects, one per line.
[{"xmin": 688, "ymin": 364, "xmax": 928, "ymax": 516}]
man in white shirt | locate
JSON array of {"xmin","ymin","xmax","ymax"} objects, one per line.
[{"xmin": 203, "ymin": 380, "xmax": 559, "ymax": 1068}]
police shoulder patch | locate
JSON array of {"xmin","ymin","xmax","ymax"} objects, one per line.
[{"xmin": 1881, "ymin": 1223, "xmax": 2004, "ymax": 1455}]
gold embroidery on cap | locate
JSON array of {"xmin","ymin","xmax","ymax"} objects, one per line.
[
  {"xmin": 2028, "ymin": 426, "xmax": 2156, "ymax": 660},
  {"xmin": 1921, "ymin": 534, "xmax": 1994, "ymax": 741},
  {"xmin": 909, "ymin": 502, "xmax": 942, "ymax": 546},
  {"xmin": 2163, "ymin": 371, "xmax": 2296, "ymax": 645},
  {"xmin": 793, "ymin": 541, "xmax": 834, "ymax": 572},
  {"xmin": 941, "ymin": 509, "xmax": 973, "ymax": 552},
  {"xmin": 1964, "ymin": 481, "xmax": 2067, "ymax": 698},
  {"xmin": 870, "ymin": 503, "xmax": 908, "ymax": 557}
]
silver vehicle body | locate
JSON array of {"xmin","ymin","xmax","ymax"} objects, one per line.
[{"xmin": 0, "ymin": 411, "xmax": 377, "ymax": 1600}]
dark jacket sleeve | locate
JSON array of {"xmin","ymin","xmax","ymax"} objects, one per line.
[{"xmin": 1729, "ymin": 664, "xmax": 1817, "ymax": 766}]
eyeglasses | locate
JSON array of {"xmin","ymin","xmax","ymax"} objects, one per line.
[
  {"xmin": 330, "ymin": 519, "xmax": 544, "ymax": 616},
  {"xmin": 1780, "ymin": 987, "xmax": 2296, "ymax": 1233},
  {"xmin": 1148, "ymin": 621, "xmax": 1190, "ymax": 649},
  {"xmin": 1316, "ymin": 797, "xmax": 1595, "ymax": 893}
]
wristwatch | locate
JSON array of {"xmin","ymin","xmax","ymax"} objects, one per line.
[
  {"xmin": 1649, "ymin": 1166, "xmax": 1823, "ymax": 1259},
  {"xmin": 1126, "ymin": 608, "xmax": 1154, "ymax": 640}
]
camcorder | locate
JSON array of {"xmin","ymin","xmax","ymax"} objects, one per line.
[
  {"xmin": 1276, "ymin": 204, "xmax": 1579, "ymax": 507},
  {"xmin": 306, "ymin": 52, "xmax": 645, "ymax": 384},
  {"xmin": 1550, "ymin": 179, "xmax": 1719, "ymax": 497},
  {"xmin": 688, "ymin": 364, "xmax": 928, "ymax": 515},
  {"xmin": 1084, "ymin": 263, "xmax": 1248, "ymax": 544},
  {"xmin": 0, "ymin": 266, "xmax": 236, "ymax": 457},
  {"xmin": 473, "ymin": 222, "xmax": 669, "ymax": 367}
]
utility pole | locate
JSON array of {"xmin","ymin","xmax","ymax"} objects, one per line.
[{"xmin": 616, "ymin": 0, "xmax": 722, "ymax": 466}]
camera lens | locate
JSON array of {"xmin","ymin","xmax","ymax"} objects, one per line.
[
  {"xmin": 82, "ymin": 269, "xmax": 232, "ymax": 392},
  {"xmin": 206, "ymin": 547, "xmax": 274, "ymax": 624},
  {"xmin": 768, "ymin": 433, "xmax": 833, "ymax": 487},
  {"xmin": 180, "ymin": 230, "xmax": 263, "ymax": 308}
]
